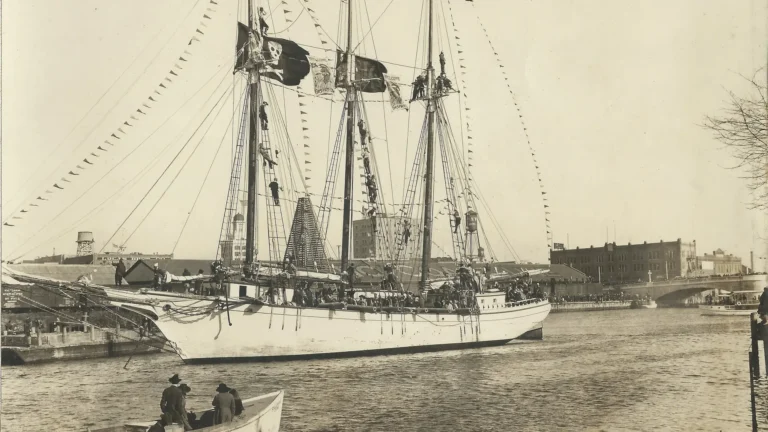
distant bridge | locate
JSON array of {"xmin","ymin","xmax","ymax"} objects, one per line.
[{"xmin": 620, "ymin": 274, "xmax": 767, "ymax": 303}]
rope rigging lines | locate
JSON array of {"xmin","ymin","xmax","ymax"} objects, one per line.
[
  {"xmin": 4, "ymin": 0, "xmax": 220, "ymax": 229},
  {"xmin": 468, "ymin": 2, "xmax": 553, "ymax": 252}
]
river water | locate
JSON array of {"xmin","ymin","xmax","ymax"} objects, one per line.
[{"xmin": 1, "ymin": 308, "xmax": 763, "ymax": 431}]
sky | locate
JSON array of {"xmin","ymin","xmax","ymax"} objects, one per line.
[{"xmin": 2, "ymin": 0, "xmax": 767, "ymax": 267}]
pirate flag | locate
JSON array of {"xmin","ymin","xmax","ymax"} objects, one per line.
[
  {"xmin": 235, "ymin": 23, "xmax": 310, "ymax": 86},
  {"xmin": 260, "ymin": 36, "xmax": 310, "ymax": 85},
  {"xmin": 335, "ymin": 51, "xmax": 387, "ymax": 93}
]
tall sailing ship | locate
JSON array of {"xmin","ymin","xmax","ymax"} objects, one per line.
[{"xmin": 4, "ymin": 0, "xmax": 551, "ymax": 363}]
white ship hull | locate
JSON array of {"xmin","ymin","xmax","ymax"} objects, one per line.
[
  {"xmin": 107, "ymin": 290, "xmax": 550, "ymax": 363},
  {"xmin": 699, "ymin": 304, "xmax": 756, "ymax": 316}
]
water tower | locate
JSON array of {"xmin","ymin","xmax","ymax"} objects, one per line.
[
  {"xmin": 464, "ymin": 209, "xmax": 483, "ymax": 263},
  {"xmin": 76, "ymin": 231, "xmax": 95, "ymax": 256}
]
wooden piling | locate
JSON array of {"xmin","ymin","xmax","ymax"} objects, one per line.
[
  {"xmin": 750, "ymin": 349, "xmax": 758, "ymax": 432},
  {"xmin": 751, "ymin": 313, "xmax": 761, "ymax": 378}
]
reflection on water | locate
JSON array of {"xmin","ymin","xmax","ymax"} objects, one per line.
[{"xmin": 1, "ymin": 308, "xmax": 762, "ymax": 431}]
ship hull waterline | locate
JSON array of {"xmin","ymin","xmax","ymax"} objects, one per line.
[{"xmin": 108, "ymin": 292, "xmax": 550, "ymax": 364}]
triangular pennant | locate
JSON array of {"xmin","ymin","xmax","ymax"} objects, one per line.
[
  {"xmin": 98, "ymin": 146, "xmax": 106, "ymax": 151},
  {"xmin": 111, "ymin": 133, "xmax": 120, "ymax": 139},
  {"xmin": 142, "ymin": 103, "xmax": 151, "ymax": 109},
  {"xmin": 84, "ymin": 158, "xmax": 93, "ymax": 165},
  {"xmin": 179, "ymin": 56, "xmax": 188, "ymax": 62},
  {"xmin": 196, "ymin": 29, "xmax": 204, "ymax": 35},
  {"xmin": 118, "ymin": 128, "xmax": 126, "ymax": 134},
  {"xmin": 149, "ymin": 96, "xmax": 157, "ymax": 102},
  {"xmin": 137, "ymin": 109, "xmax": 146, "ymax": 114},
  {"xmin": 155, "ymin": 89, "xmax": 162, "ymax": 95},
  {"xmin": 54, "ymin": 183, "xmax": 64, "ymax": 190},
  {"xmin": 37, "ymin": 196, "xmax": 47, "ymax": 201},
  {"xmin": 174, "ymin": 63, "xmax": 182, "ymax": 69},
  {"xmin": 30, "ymin": 203, "xmax": 38, "ymax": 207},
  {"xmin": 124, "ymin": 121, "xmax": 132, "ymax": 126},
  {"xmin": 90, "ymin": 152, "xmax": 99, "ymax": 157},
  {"xmin": 76, "ymin": 165, "xmax": 84, "ymax": 170},
  {"xmin": 203, "ymin": 14, "xmax": 212, "ymax": 19},
  {"xmin": 62, "ymin": 177, "xmax": 71, "ymax": 183},
  {"xmin": 160, "ymin": 83, "xmax": 167, "ymax": 88},
  {"xmin": 130, "ymin": 115, "xmax": 138, "ymax": 120},
  {"xmin": 4, "ymin": 222, "xmax": 14, "ymax": 227},
  {"xmin": 20, "ymin": 209, "xmax": 27, "ymax": 213},
  {"xmin": 170, "ymin": 70, "xmax": 178, "ymax": 76}
]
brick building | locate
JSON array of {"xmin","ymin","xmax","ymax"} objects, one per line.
[
  {"xmin": 353, "ymin": 216, "xmax": 417, "ymax": 259},
  {"xmin": 550, "ymin": 239, "xmax": 698, "ymax": 283},
  {"xmin": 697, "ymin": 249, "xmax": 742, "ymax": 276}
]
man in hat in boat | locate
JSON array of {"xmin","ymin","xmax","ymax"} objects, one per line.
[
  {"xmin": 113, "ymin": 258, "xmax": 127, "ymax": 286},
  {"xmin": 178, "ymin": 384, "xmax": 193, "ymax": 431},
  {"xmin": 212, "ymin": 383, "xmax": 237, "ymax": 424},
  {"xmin": 160, "ymin": 374, "xmax": 185, "ymax": 427}
]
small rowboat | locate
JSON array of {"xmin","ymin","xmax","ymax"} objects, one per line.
[{"xmin": 87, "ymin": 390, "xmax": 283, "ymax": 432}]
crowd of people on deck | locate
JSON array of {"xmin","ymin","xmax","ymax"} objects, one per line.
[
  {"xmin": 550, "ymin": 292, "xmax": 630, "ymax": 304},
  {"xmin": 152, "ymin": 373, "xmax": 244, "ymax": 431}
]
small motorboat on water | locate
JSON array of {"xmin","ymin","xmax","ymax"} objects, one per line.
[
  {"xmin": 87, "ymin": 390, "xmax": 283, "ymax": 432},
  {"xmin": 700, "ymin": 290, "xmax": 760, "ymax": 316},
  {"xmin": 629, "ymin": 299, "xmax": 657, "ymax": 309}
]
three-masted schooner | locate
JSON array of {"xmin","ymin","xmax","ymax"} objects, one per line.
[{"xmin": 6, "ymin": 0, "xmax": 551, "ymax": 364}]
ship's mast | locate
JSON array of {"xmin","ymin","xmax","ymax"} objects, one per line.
[
  {"xmin": 420, "ymin": 0, "xmax": 436, "ymax": 288},
  {"xmin": 245, "ymin": 0, "xmax": 261, "ymax": 265},
  {"xmin": 340, "ymin": 0, "xmax": 356, "ymax": 272}
]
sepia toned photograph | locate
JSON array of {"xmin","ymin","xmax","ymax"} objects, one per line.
[{"xmin": 1, "ymin": 0, "xmax": 767, "ymax": 430}]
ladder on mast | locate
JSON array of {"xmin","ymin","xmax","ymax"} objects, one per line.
[
  {"xmin": 260, "ymin": 128, "xmax": 287, "ymax": 264},
  {"xmin": 217, "ymin": 93, "xmax": 250, "ymax": 267}
]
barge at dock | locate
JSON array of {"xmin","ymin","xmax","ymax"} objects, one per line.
[{"xmin": 1, "ymin": 325, "xmax": 167, "ymax": 366}]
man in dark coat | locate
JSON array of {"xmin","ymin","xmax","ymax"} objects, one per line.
[
  {"xmin": 113, "ymin": 258, "xmax": 127, "ymax": 286},
  {"xmin": 758, "ymin": 287, "xmax": 768, "ymax": 322},
  {"xmin": 160, "ymin": 374, "xmax": 185, "ymax": 426},
  {"xmin": 212, "ymin": 383, "xmax": 236, "ymax": 424}
]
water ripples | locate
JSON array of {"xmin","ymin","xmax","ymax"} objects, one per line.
[{"xmin": 1, "ymin": 308, "xmax": 764, "ymax": 431}]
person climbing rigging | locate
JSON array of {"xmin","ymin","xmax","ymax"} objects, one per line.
[
  {"xmin": 259, "ymin": 101, "xmax": 269, "ymax": 130},
  {"xmin": 259, "ymin": 144, "xmax": 277, "ymax": 169},
  {"xmin": 453, "ymin": 209, "xmax": 462, "ymax": 234},
  {"xmin": 402, "ymin": 220, "xmax": 411, "ymax": 245},
  {"xmin": 358, "ymin": 119, "xmax": 367, "ymax": 144},
  {"xmin": 258, "ymin": 7, "xmax": 269, "ymax": 36},
  {"xmin": 411, "ymin": 74, "xmax": 425, "ymax": 101},
  {"xmin": 365, "ymin": 174, "xmax": 378, "ymax": 202},
  {"xmin": 268, "ymin": 178, "xmax": 280, "ymax": 205},
  {"xmin": 439, "ymin": 51, "xmax": 446, "ymax": 76}
]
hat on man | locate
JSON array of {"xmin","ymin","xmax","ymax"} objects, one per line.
[
  {"xmin": 168, "ymin": 373, "xmax": 181, "ymax": 384},
  {"xmin": 216, "ymin": 383, "xmax": 230, "ymax": 393}
]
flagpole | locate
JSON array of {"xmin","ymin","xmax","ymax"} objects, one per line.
[{"xmin": 340, "ymin": 0, "xmax": 357, "ymax": 272}]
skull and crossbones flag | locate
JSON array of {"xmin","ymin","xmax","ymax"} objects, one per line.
[
  {"xmin": 335, "ymin": 50, "xmax": 388, "ymax": 93},
  {"xmin": 260, "ymin": 36, "xmax": 310, "ymax": 85},
  {"xmin": 235, "ymin": 23, "xmax": 310, "ymax": 86}
]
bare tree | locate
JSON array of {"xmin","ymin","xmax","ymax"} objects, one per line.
[{"xmin": 703, "ymin": 69, "xmax": 768, "ymax": 209}]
